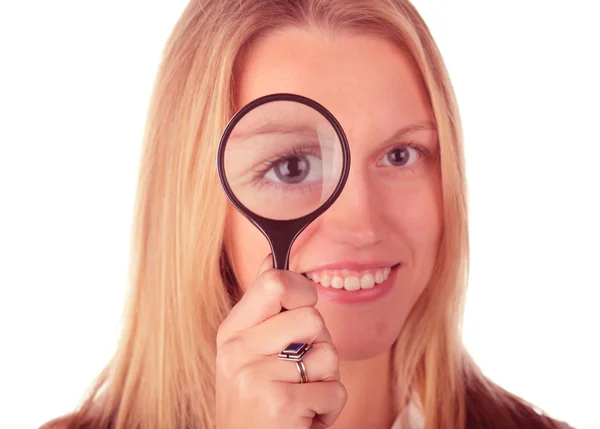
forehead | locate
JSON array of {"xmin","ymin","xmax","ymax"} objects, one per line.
[{"xmin": 233, "ymin": 27, "xmax": 434, "ymax": 142}]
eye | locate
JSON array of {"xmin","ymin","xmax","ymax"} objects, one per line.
[
  {"xmin": 379, "ymin": 145, "xmax": 420, "ymax": 167},
  {"xmin": 270, "ymin": 156, "xmax": 309, "ymax": 183},
  {"xmin": 264, "ymin": 155, "xmax": 322, "ymax": 184}
]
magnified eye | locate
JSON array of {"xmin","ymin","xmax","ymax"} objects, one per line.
[
  {"xmin": 272, "ymin": 156, "xmax": 309, "ymax": 183},
  {"xmin": 265, "ymin": 155, "xmax": 322, "ymax": 184},
  {"xmin": 380, "ymin": 146, "xmax": 419, "ymax": 167}
]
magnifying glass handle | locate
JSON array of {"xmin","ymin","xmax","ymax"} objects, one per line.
[{"xmin": 271, "ymin": 247, "xmax": 289, "ymax": 271}]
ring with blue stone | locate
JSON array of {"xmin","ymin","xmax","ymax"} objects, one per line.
[
  {"xmin": 277, "ymin": 342, "xmax": 313, "ymax": 383},
  {"xmin": 278, "ymin": 342, "xmax": 313, "ymax": 361}
]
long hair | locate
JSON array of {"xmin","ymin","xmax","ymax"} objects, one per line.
[{"xmin": 59, "ymin": 1, "xmax": 570, "ymax": 429}]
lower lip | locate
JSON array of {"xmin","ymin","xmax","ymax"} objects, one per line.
[{"xmin": 312, "ymin": 266, "xmax": 399, "ymax": 304}]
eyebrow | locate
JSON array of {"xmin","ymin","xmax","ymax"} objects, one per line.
[
  {"xmin": 379, "ymin": 122, "xmax": 437, "ymax": 146},
  {"xmin": 228, "ymin": 123, "xmax": 319, "ymax": 142}
]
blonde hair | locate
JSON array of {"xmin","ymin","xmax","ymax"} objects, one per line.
[{"xmin": 60, "ymin": 1, "xmax": 568, "ymax": 429}]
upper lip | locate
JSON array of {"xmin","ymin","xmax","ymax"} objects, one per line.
[{"xmin": 300, "ymin": 261, "xmax": 401, "ymax": 273}]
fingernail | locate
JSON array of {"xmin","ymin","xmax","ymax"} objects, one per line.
[{"xmin": 256, "ymin": 253, "xmax": 274, "ymax": 276}]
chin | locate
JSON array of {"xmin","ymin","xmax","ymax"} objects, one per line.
[{"xmin": 318, "ymin": 305, "xmax": 404, "ymax": 361}]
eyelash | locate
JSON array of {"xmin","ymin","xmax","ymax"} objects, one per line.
[
  {"xmin": 381, "ymin": 140, "xmax": 432, "ymax": 164},
  {"xmin": 251, "ymin": 144, "xmax": 321, "ymax": 185}
]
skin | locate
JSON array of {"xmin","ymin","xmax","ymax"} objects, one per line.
[{"xmin": 222, "ymin": 27, "xmax": 443, "ymax": 429}]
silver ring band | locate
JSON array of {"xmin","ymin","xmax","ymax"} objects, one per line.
[{"xmin": 296, "ymin": 360, "xmax": 308, "ymax": 383}]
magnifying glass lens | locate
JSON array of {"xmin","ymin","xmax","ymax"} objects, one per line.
[{"xmin": 223, "ymin": 100, "xmax": 344, "ymax": 221}]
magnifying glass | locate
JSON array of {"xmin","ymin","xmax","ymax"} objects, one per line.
[{"xmin": 217, "ymin": 93, "xmax": 350, "ymax": 271}]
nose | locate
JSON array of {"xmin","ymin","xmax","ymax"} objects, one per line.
[{"xmin": 318, "ymin": 168, "xmax": 386, "ymax": 248}]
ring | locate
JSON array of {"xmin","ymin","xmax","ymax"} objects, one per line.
[
  {"xmin": 296, "ymin": 360, "xmax": 308, "ymax": 384},
  {"xmin": 277, "ymin": 342, "xmax": 312, "ymax": 384}
]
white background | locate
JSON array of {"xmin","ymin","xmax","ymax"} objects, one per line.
[{"xmin": 0, "ymin": 1, "xmax": 598, "ymax": 428}]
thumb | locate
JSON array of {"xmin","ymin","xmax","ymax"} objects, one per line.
[{"xmin": 256, "ymin": 253, "xmax": 274, "ymax": 277}]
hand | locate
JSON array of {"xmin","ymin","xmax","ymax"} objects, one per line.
[{"xmin": 216, "ymin": 254, "xmax": 347, "ymax": 429}]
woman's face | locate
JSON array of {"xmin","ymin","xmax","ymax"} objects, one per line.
[{"xmin": 226, "ymin": 27, "xmax": 442, "ymax": 360}]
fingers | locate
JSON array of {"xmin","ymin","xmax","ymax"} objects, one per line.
[
  {"xmin": 241, "ymin": 306, "xmax": 333, "ymax": 356},
  {"xmin": 289, "ymin": 381, "xmax": 348, "ymax": 428},
  {"xmin": 218, "ymin": 259, "xmax": 318, "ymax": 345},
  {"xmin": 253, "ymin": 342, "xmax": 340, "ymax": 383},
  {"xmin": 219, "ymin": 373, "xmax": 346, "ymax": 429},
  {"xmin": 216, "ymin": 305, "xmax": 333, "ymax": 383}
]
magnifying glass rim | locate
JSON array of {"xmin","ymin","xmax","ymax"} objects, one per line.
[{"xmin": 216, "ymin": 92, "xmax": 351, "ymax": 223}]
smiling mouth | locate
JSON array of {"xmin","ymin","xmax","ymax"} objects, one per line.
[{"xmin": 302, "ymin": 264, "xmax": 400, "ymax": 291}]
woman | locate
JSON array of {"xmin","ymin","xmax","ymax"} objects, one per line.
[{"xmin": 42, "ymin": 1, "xmax": 573, "ymax": 428}]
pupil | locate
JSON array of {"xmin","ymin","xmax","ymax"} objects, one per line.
[
  {"xmin": 275, "ymin": 156, "xmax": 309, "ymax": 183},
  {"xmin": 389, "ymin": 148, "xmax": 409, "ymax": 166}
]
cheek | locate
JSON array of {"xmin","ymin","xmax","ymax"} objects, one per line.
[
  {"xmin": 389, "ymin": 176, "xmax": 443, "ymax": 270},
  {"xmin": 383, "ymin": 178, "xmax": 442, "ymax": 332},
  {"xmin": 404, "ymin": 195, "xmax": 442, "ymax": 251},
  {"xmin": 226, "ymin": 210, "xmax": 271, "ymax": 291}
]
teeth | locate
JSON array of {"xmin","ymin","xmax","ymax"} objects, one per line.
[
  {"xmin": 344, "ymin": 276, "xmax": 360, "ymax": 291},
  {"xmin": 360, "ymin": 274, "xmax": 375, "ymax": 289},
  {"xmin": 331, "ymin": 276, "xmax": 344, "ymax": 289},
  {"xmin": 305, "ymin": 267, "xmax": 394, "ymax": 291}
]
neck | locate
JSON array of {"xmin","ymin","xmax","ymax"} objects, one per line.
[{"xmin": 329, "ymin": 347, "xmax": 397, "ymax": 429}]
